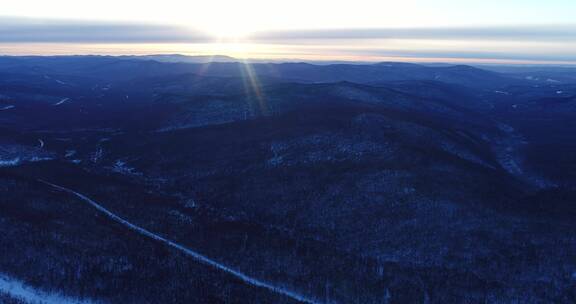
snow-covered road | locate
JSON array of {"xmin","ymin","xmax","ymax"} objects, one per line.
[{"xmin": 39, "ymin": 180, "xmax": 320, "ymax": 304}]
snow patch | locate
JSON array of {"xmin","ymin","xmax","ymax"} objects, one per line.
[
  {"xmin": 184, "ymin": 198, "xmax": 198, "ymax": 209},
  {"xmin": 53, "ymin": 98, "xmax": 70, "ymax": 106},
  {"xmin": 111, "ymin": 160, "xmax": 141, "ymax": 176},
  {"xmin": 0, "ymin": 274, "xmax": 94, "ymax": 304},
  {"xmin": 0, "ymin": 158, "xmax": 20, "ymax": 167},
  {"xmin": 0, "ymin": 144, "xmax": 55, "ymax": 167},
  {"xmin": 1, "ymin": 105, "xmax": 15, "ymax": 111},
  {"xmin": 90, "ymin": 148, "xmax": 104, "ymax": 163},
  {"xmin": 65, "ymin": 150, "xmax": 77, "ymax": 158}
]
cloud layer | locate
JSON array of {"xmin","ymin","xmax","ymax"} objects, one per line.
[
  {"xmin": 2, "ymin": 17, "xmax": 576, "ymax": 44},
  {"xmin": 1, "ymin": 17, "xmax": 575, "ymax": 63},
  {"xmin": 0, "ymin": 17, "xmax": 212, "ymax": 43},
  {"xmin": 250, "ymin": 26, "xmax": 576, "ymax": 42}
]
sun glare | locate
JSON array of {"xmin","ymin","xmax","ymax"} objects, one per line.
[
  {"xmin": 194, "ymin": 12, "xmax": 257, "ymax": 41},
  {"xmin": 206, "ymin": 26, "xmax": 252, "ymax": 40}
]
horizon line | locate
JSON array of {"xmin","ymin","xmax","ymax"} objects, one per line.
[{"xmin": 2, "ymin": 52, "xmax": 576, "ymax": 66}]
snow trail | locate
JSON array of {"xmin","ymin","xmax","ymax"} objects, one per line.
[{"xmin": 39, "ymin": 180, "xmax": 320, "ymax": 304}]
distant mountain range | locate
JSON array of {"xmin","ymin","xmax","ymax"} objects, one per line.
[{"xmin": 0, "ymin": 55, "xmax": 553, "ymax": 87}]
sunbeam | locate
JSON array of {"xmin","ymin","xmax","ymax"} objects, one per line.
[{"xmin": 241, "ymin": 59, "xmax": 270, "ymax": 116}]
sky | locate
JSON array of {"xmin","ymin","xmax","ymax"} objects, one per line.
[{"xmin": 1, "ymin": 0, "xmax": 576, "ymax": 64}]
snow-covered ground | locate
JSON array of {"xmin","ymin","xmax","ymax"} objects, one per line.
[
  {"xmin": 0, "ymin": 144, "xmax": 55, "ymax": 168},
  {"xmin": 0, "ymin": 156, "xmax": 54, "ymax": 168},
  {"xmin": 0, "ymin": 274, "xmax": 94, "ymax": 304}
]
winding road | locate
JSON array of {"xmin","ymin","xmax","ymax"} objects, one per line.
[{"xmin": 39, "ymin": 180, "xmax": 319, "ymax": 304}]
